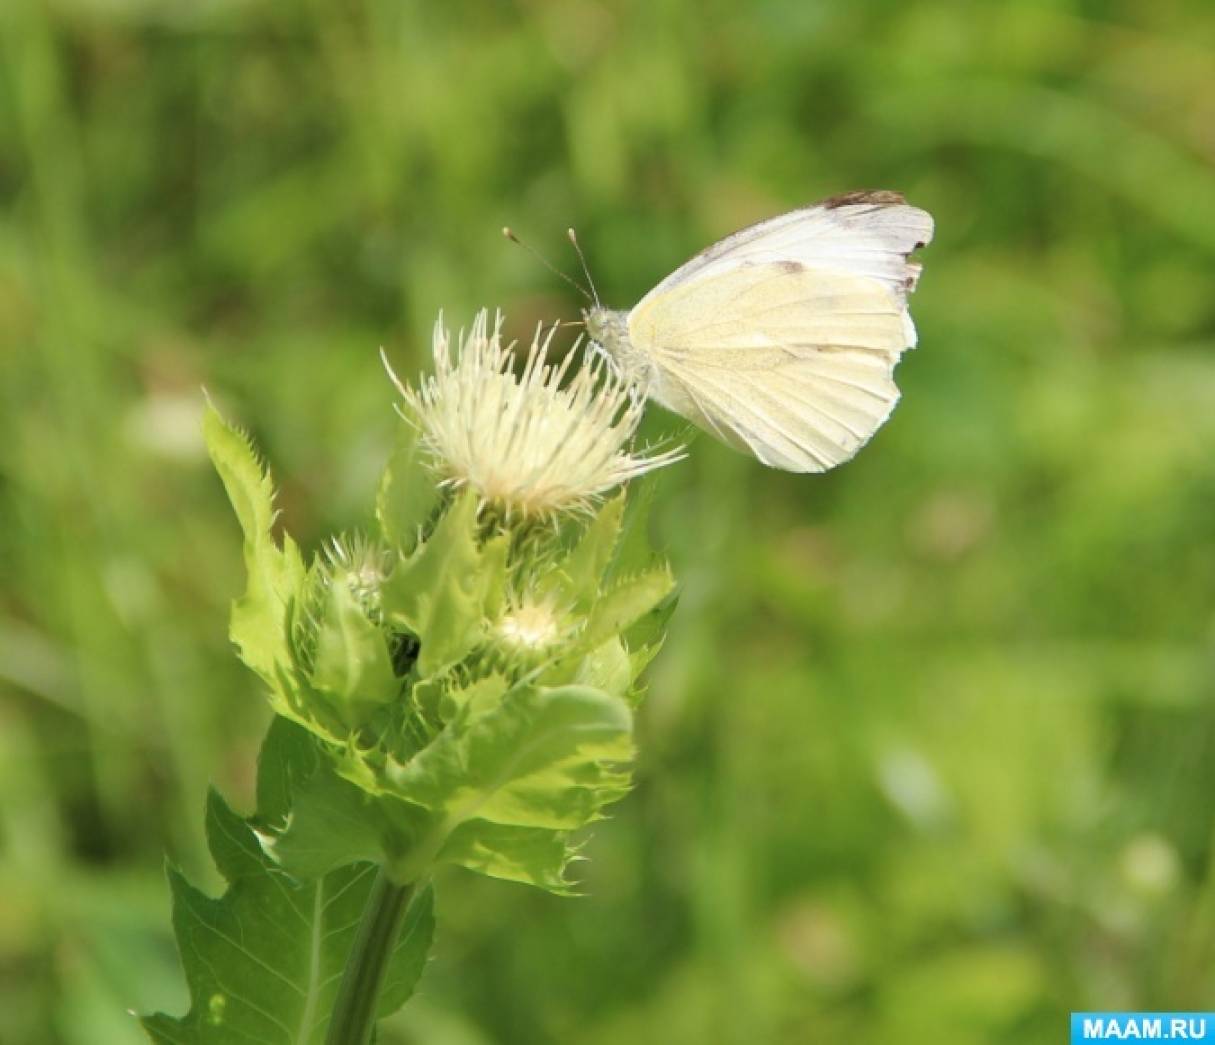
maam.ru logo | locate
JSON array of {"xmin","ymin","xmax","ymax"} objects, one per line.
[{"xmin": 1072, "ymin": 1014, "xmax": 1215, "ymax": 1042}]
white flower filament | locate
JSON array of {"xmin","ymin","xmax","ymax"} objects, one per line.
[{"xmin": 389, "ymin": 310, "xmax": 682, "ymax": 518}]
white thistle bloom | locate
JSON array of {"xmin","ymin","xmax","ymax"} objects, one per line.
[
  {"xmin": 495, "ymin": 593, "xmax": 567, "ymax": 652},
  {"xmin": 387, "ymin": 310, "xmax": 681, "ymax": 518}
]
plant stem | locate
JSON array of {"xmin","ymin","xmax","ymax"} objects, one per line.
[{"xmin": 326, "ymin": 869, "xmax": 415, "ymax": 1045}]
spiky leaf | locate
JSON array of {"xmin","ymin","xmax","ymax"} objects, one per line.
[
  {"xmin": 141, "ymin": 791, "xmax": 434, "ymax": 1045},
  {"xmin": 574, "ymin": 638, "xmax": 633, "ymax": 699},
  {"xmin": 439, "ymin": 672, "xmax": 509, "ymax": 721},
  {"xmin": 255, "ymin": 714, "xmax": 324, "ymax": 828},
  {"xmin": 203, "ymin": 402, "xmax": 306, "ymax": 694},
  {"xmin": 255, "ymin": 719, "xmax": 404, "ymax": 879},
  {"xmin": 376, "ymin": 421, "xmax": 441, "ymax": 555},
  {"xmin": 608, "ymin": 473, "xmax": 661, "ymax": 580},
  {"xmin": 310, "ymin": 578, "xmax": 399, "ymax": 726},
  {"xmin": 439, "ymin": 820, "xmax": 576, "ymax": 894},
  {"xmin": 544, "ymin": 492, "xmax": 626, "ymax": 610},
  {"xmin": 386, "ymin": 683, "xmax": 633, "ymax": 889},
  {"xmin": 580, "ymin": 566, "xmax": 676, "ymax": 650},
  {"xmin": 381, "ymin": 490, "xmax": 503, "ymax": 677}
]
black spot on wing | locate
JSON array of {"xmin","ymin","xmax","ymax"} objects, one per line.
[{"xmin": 820, "ymin": 189, "xmax": 907, "ymax": 209}]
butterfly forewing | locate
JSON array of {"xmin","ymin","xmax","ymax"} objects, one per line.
[
  {"xmin": 639, "ymin": 194, "xmax": 933, "ymax": 305},
  {"xmin": 624, "ymin": 194, "xmax": 933, "ymax": 473}
]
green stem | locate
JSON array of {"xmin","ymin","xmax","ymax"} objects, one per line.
[{"xmin": 325, "ymin": 869, "xmax": 415, "ymax": 1045}]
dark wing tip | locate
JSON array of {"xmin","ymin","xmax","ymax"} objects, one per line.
[{"xmin": 821, "ymin": 189, "xmax": 908, "ymax": 209}]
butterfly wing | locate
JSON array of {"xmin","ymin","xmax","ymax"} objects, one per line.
[
  {"xmin": 628, "ymin": 194, "xmax": 932, "ymax": 473},
  {"xmin": 640, "ymin": 191, "xmax": 933, "ymax": 304}
]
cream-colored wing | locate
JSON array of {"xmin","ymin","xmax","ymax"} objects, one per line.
[
  {"xmin": 640, "ymin": 192, "xmax": 934, "ymax": 305},
  {"xmin": 629, "ymin": 262, "xmax": 911, "ymax": 473}
]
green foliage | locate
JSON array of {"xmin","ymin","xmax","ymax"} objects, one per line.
[
  {"xmin": 204, "ymin": 405, "xmax": 373, "ymax": 744},
  {"xmin": 544, "ymin": 491, "xmax": 628, "ymax": 611},
  {"xmin": 388, "ymin": 683, "xmax": 633, "ymax": 889},
  {"xmin": 167, "ymin": 389, "xmax": 671, "ymax": 1041},
  {"xmin": 140, "ymin": 790, "xmax": 434, "ymax": 1045},
  {"xmin": 376, "ymin": 422, "xmax": 441, "ymax": 555},
  {"xmin": 255, "ymin": 718, "xmax": 397, "ymax": 879},
  {"xmin": 201, "ymin": 402, "xmax": 670, "ymax": 897},
  {"xmin": 310, "ymin": 577, "xmax": 399, "ymax": 727},
  {"xmin": 203, "ymin": 402, "xmax": 307, "ymax": 694},
  {"xmin": 380, "ymin": 490, "xmax": 503, "ymax": 677},
  {"xmin": 8, "ymin": 2, "xmax": 1215, "ymax": 1043},
  {"xmin": 580, "ymin": 567, "xmax": 675, "ymax": 652}
]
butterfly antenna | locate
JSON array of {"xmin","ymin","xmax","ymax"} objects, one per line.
[
  {"xmin": 566, "ymin": 227, "xmax": 601, "ymax": 307},
  {"xmin": 502, "ymin": 227, "xmax": 592, "ymax": 302}
]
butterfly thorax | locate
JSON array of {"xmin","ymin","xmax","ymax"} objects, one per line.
[{"xmin": 584, "ymin": 306, "xmax": 655, "ymax": 392}]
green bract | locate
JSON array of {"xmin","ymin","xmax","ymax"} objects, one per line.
[
  {"xmin": 148, "ymin": 399, "xmax": 675, "ymax": 1040},
  {"xmin": 201, "ymin": 399, "xmax": 672, "ymax": 893}
]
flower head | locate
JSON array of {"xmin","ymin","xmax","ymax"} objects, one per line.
[
  {"xmin": 494, "ymin": 591, "xmax": 569, "ymax": 653},
  {"xmin": 387, "ymin": 310, "xmax": 681, "ymax": 519},
  {"xmin": 322, "ymin": 533, "xmax": 391, "ymax": 608}
]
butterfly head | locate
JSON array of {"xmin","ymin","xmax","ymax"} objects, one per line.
[
  {"xmin": 583, "ymin": 305, "xmax": 658, "ymax": 403},
  {"xmin": 583, "ymin": 305, "xmax": 635, "ymax": 367},
  {"xmin": 583, "ymin": 305, "xmax": 622, "ymax": 349}
]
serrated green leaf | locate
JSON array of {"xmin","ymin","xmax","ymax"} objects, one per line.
[
  {"xmin": 608, "ymin": 472, "xmax": 661, "ymax": 580},
  {"xmin": 439, "ymin": 672, "xmax": 508, "ymax": 721},
  {"xmin": 253, "ymin": 718, "xmax": 422, "ymax": 880},
  {"xmin": 376, "ymin": 421, "xmax": 441, "ymax": 555},
  {"xmin": 625, "ymin": 635, "xmax": 667, "ymax": 705},
  {"xmin": 206, "ymin": 786, "xmax": 271, "ymax": 882},
  {"xmin": 381, "ymin": 491, "xmax": 502, "ymax": 677},
  {"xmin": 621, "ymin": 588, "xmax": 678, "ymax": 704},
  {"xmin": 439, "ymin": 820, "xmax": 576, "ymax": 894},
  {"xmin": 265, "ymin": 763, "xmax": 411, "ymax": 881},
  {"xmin": 580, "ymin": 566, "xmax": 675, "ymax": 650},
  {"xmin": 255, "ymin": 716, "xmax": 323, "ymax": 828},
  {"xmin": 409, "ymin": 676, "xmax": 446, "ymax": 730},
  {"xmin": 141, "ymin": 791, "xmax": 434, "ymax": 1045},
  {"xmin": 203, "ymin": 402, "xmax": 306, "ymax": 690},
  {"xmin": 574, "ymin": 638, "xmax": 633, "ymax": 698},
  {"xmin": 544, "ymin": 492, "xmax": 626, "ymax": 610},
  {"xmin": 623, "ymin": 587, "xmax": 679, "ymax": 653},
  {"xmin": 481, "ymin": 533, "xmax": 510, "ymax": 620},
  {"xmin": 311, "ymin": 579, "xmax": 399, "ymax": 726},
  {"xmin": 393, "ymin": 684, "xmax": 631, "ymax": 829},
  {"xmin": 386, "ymin": 684, "xmax": 633, "ymax": 888},
  {"xmin": 271, "ymin": 659, "xmax": 348, "ymax": 745}
]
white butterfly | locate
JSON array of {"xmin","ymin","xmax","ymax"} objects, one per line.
[{"xmin": 583, "ymin": 191, "xmax": 934, "ymax": 473}]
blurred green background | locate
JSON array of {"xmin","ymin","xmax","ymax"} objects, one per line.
[{"xmin": 3, "ymin": 0, "xmax": 1215, "ymax": 1042}]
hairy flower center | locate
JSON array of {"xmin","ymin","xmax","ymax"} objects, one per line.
[
  {"xmin": 497, "ymin": 602, "xmax": 563, "ymax": 649},
  {"xmin": 386, "ymin": 310, "xmax": 682, "ymax": 519}
]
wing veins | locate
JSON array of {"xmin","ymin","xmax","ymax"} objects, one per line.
[
  {"xmin": 726, "ymin": 365, "xmax": 875, "ymax": 450},
  {"xmin": 668, "ymin": 360, "xmax": 836, "ymax": 469},
  {"xmin": 652, "ymin": 342, "xmax": 899, "ymax": 405}
]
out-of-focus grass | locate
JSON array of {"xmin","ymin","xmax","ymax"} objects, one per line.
[{"xmin": 2, "ymin": 1, "xmax": 1214, "ymax": 1042}]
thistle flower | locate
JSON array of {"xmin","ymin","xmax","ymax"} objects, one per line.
[
  {"xmin": 322, "ymin": 533, "xmax": 391, "ymax": 609},
  {"xmin": 387, "ymin": 310, "xmax": 681, "ymax": 519},
  {"xmin": 494, "ymin": 591, "xmax": 569, "ymax": 653}
]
